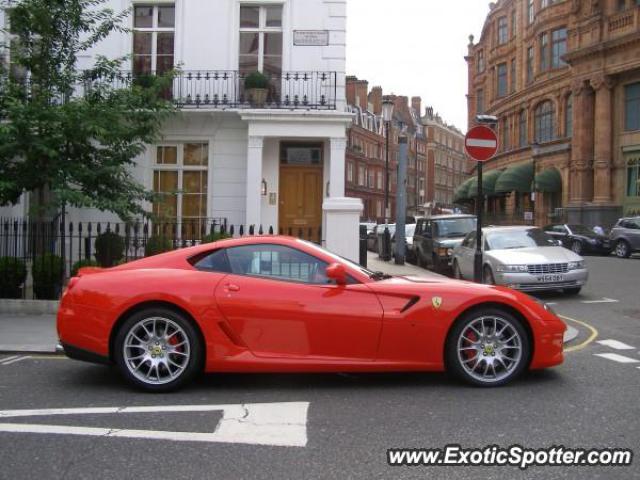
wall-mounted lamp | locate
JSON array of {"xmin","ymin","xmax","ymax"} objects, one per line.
[{"xmin": 261, "ymin": 179, "xmax": 268, "ymax": 196}]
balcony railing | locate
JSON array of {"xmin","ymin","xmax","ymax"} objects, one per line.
[
  {"xmin": 84, "ymin": 70, "xmax": 338, "ymax": 110},
  {"xmin": 1, "ymin": 70, "xmax": 338, "ymax": 110}
]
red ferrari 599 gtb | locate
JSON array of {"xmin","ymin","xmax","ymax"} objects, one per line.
[{"xmin": 57, "ymin": 236, "xmax": 566, "ymax": 392}]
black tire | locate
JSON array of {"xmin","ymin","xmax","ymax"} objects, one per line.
[
  {"xmin": 114, "ymin": 307, "xmax": 203, "ymax": 392},
  {"xmin": 615, "ymin": 240, "xmax": 631, "ymax": 259},
  {"xmin": 445, "ymin": 307, "xmax": 531, "ymax": 387},
  {"xmin": 453, "ymin": 260, "xmax": 463, "ymax": 280},
  {"xmin": 571, "ymin": 240, "xmax": 583, "ymax": 255},
  {"xmin": 483, "ymin": 265, "xmax": 495, "ymax": 285},
  {"xmin": 563, "ymin": 287, "xmax": 582, "ymax": 296}
]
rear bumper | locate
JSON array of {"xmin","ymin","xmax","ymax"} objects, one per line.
[{"xmin": 60, "ymin": 342, "xmax": 111, "ymax": 365}]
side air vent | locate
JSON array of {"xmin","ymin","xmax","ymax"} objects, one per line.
[{"xmin": 400, "ymin": 296, "xmax": 421, "ymax": 313}]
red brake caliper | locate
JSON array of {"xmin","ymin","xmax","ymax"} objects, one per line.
[{"xmin": 464, "ymin": 330, "xmax": 477, "ymax": 360}]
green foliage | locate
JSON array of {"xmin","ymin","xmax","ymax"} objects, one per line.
[
  {"xmin": 94, "ymin": 231, "xmax": 125, "ymax": 267},
  {"xmin": 32, "ymin": 253, "xmax": 64, "ymax": 300},
  {"xmin": 145, "ymin": 236, "xmax": 174, "ymax": 257},
  {"xmin": 0, "ymin": 257, "xmax": 28, "ymax": 298},
  {"xmin": 201, "ymin": 232, "xmax": 232, "ymax": 244},
  {"xmin": 70, "ymin": 258, "xmax": 100, "ymax": 277},
  {"xmin": 244, "ymin": 71, "xmax": 269, "ymax": 90},
  {"xmin": 0, "ymin": 0, "xmax": 177, "ymax": 220}
]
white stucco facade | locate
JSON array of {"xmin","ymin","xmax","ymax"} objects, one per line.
[{"xmin": 1, "ymin": 0, "xmax": 363, "ymax": 261}]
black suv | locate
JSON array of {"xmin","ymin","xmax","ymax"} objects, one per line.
[{"xmin": 413, "ymin": 215, "xmax": 477, "ymax": 273}]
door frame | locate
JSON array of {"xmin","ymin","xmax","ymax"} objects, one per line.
[{"xmin": 278, "ymin": 141, "xmax": 324, "ymax": 242}]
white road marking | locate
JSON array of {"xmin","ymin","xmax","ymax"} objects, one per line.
[
  {"xmin": 465, "ymin": 138, "xmax": 497, "ymax": 148},
  {"xmin": 593, "ymin": 353, "xmax": 640, "ymax": 364},
  {"xmin": 0, "ymin": 402, "xmax": 309, "ymax": 448},
  {"xmin": 596, "ymin": 339, "xmax": 635, "ymax": 350},
  {"xmin": 1, "ymin": 356, "xmax": 31, "ymax": 366},
  {"xmin": 0, "ymin": 356, "xmax": 20, "ymax": 365},
  {"xmin": 581, "ymin": 298, "xmax": 619, "ymax": 304}
]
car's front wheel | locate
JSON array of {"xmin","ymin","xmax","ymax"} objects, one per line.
[
  {"xmin": 571, "ymin": 240, "xmax": 583, "ymax": 255},
  {"xmin": 446, "ymin": 308, "xmax": 530, "ymax": 387},
  {"xmin": 114, "ymin": 307, "xmax": 203, "ymax": 392},
  {"xmin": 615, "ymin": 240, "xmax": 631, "ymax": 259}
]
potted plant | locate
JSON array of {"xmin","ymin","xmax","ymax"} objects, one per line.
[
  {"xmin": 0, "ymin": 257, "xmax": 27, "ymax": 299},
  {"xmin": 32, "ymin": 253, "xmax": 64, "ymax": 300},
  {"xmin": 244, "ymin": 71, "xmax": 270, "ymax": 107}
]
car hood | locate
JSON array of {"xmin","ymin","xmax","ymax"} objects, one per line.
[
  {"xmin": 487, "ymin": 246, "xmax": 582, "ymax": 265},
  {"xmin": 435, "ymin": 238, "xmax": 465, "ymax": 248}
]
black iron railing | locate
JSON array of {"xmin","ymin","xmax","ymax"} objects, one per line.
[
  {"xmin": 13, "ymin": 70, "xmax": 337, "ymax": 110},
  {"xmin": 0, "ymin": 217, "xmax": 323, "ymax": 300}
]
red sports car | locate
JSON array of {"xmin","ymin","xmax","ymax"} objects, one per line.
[{"xmin": 57, "ymin": 236, "xmax": 566, "ymax": 392}]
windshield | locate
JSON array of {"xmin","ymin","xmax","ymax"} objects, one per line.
[
  {"xmin": 568, "ymin": 224, "xmax": 593, "ymax": 235},
  {"xmin": 486, "ymin": 228, "xmax": 556, "ymax": 250},
  {"xmin": 434, "ymin": 218, "xmax": 477, "ymax": 238}
]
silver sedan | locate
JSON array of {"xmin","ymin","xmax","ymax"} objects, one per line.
[{"xmin": 452, "ymin": 226, "xmax": 588, "ymax": 295}]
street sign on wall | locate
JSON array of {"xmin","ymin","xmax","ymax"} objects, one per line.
[{"xmin": 465, "ymin": 126, "xmax": 498, "ymax": 162}]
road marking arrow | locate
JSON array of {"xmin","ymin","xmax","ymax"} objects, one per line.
[{"xmin": 0, "ymin": 402, "xmax": 309, "ymax": 448}]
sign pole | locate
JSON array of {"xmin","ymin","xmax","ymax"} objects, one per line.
[
  {"xmin": 464, "ymin": 124, "xmax": 498, "ymax": 284},
  {"xmin": 474, "ymin": 162, "xmax": 484, "ymax": 283}
]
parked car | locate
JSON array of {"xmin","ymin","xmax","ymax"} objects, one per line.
[
  {"xmin": 452, "ymin": 226, "xmax": 588, "ymax": 295},
  {"xmin": 360, "ymin": 222, "xmax": 377, "ymax": 236},
  {"xmin": 543, "ymin": 224, "xmax": 611, "ymax": 255},
  {"xmin": 413, "ymin": 215, "xmax": 477, "ymax": 273},
  {"xmin": 610, "ymin": 217, "xmax": 640, "ymax": 258},
  {"xmin": 57, "ymin": 235, "xmax": 566, "ymax": 390},
  {"xmin": 391, "ymin": 224, "xmax": 417, "ymax": 261}
]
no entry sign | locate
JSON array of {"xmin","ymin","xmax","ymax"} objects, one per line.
[{"xmin": 465, "ymin": 126, "xmax": 498, "ymax": 162}]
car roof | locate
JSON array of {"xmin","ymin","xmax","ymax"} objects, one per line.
[{"xmin": 424, "ymin": 214, "xmax": 476, "ymax": 220}]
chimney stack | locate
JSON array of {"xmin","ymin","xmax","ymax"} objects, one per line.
[
  {"xmin": 411, "ymin": 96, "xmax": 422, "ymax": 114},
  {"xmin": 369, "ymin": 86, "xmax": 383, "ymax": 115}
]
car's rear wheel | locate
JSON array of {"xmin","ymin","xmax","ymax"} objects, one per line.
[
  {"xmin": 114, "ymin": 307, "xmax": 203, "ymax": 392},
  {"xmin": 446, "ymin": 308, "xmax": 530, "ymax": 387},
  {"xmin": 615, "ymin": 240, "xmax": 631, "ymax": 258},
  {"xmin": 571, "ymin": 240, "xmax": 583, "ymax": 255}
]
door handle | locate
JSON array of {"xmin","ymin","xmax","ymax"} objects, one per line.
[{"xmin": 225, "ymin": 284, "xmax": 240, "ymax": 292}]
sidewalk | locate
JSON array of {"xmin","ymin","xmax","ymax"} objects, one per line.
[
  {"xmin": 366, "ymin": 252, "xmax": 445, "ymax": 278},
  {"xmin": 0, "ymin": 314, "xmax": 57, "ymax": 354}
]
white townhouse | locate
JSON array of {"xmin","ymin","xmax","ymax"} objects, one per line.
[{"xmin": 1, "ymin": 0, "xmax": 362, "ymax": 261}]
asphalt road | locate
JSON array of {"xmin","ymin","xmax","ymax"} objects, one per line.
[{"xmin": 0, "ymin": 256, "xmax": 638, "ymax": 480}]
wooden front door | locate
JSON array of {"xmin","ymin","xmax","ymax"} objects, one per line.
[{"xmin": 279, "ymin": 166, "xmax": 323, "ymax": 243}]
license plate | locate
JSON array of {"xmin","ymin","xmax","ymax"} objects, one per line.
[{"xmin": 537, "ymin": 275, "xmax": 564, "ymax": 282}]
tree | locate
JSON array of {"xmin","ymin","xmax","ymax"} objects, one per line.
[{"xmin": 0, "ymin": 0, "xmax": 176, "ymax": 220}]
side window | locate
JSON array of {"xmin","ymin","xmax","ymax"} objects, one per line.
[
  {"xmin": 553, "ymin": 225, "xmax": 566, "ymax": 233},
  {"xmin": 226, "ymin": 244, "xmax": 331, "ymax": 284},
  {"xmin": 192, "ymin": 249, "xmax": 231, "ymax": 272}
]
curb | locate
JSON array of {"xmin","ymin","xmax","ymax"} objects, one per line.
[
  {"xmin": 563, "ymin": 325, "xmax": 579, "ymax": 344},
  {"xmin": 0, "ymin": 345, "xmax": 59, "ymax": 355}
]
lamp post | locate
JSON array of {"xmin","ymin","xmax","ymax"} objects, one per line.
[{"xmin": 381, "ymin": 96, "xmax": 395, "ymax": 261}]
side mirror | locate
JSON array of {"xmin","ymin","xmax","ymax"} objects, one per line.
[{"xmin": 326, "ymin": 263, "xmax": 347, "ymax": 285}]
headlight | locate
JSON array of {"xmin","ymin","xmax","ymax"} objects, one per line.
[
  {"xmin": 568, "ymin": 260, "xmax": 585, "ymax": 270},
  {"xmin": 496, "ymin": 264, "xmax": 528, "ymax": 273}
]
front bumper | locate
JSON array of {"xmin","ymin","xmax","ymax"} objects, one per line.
[{"xmin": 495, "ymin": 269, "xmax": 588, "ymax": 292}]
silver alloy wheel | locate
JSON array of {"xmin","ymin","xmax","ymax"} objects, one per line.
[
  {"xmin": 616, "ymin": 241, "xmax": 628, "ymax": 258},
  {"xmin": 123, "ymin": 316, "xmax": 191, "ymax": 385},
  {"xmin": 457, "ymin": 315, "xmax": 523, "ymax": 384}
]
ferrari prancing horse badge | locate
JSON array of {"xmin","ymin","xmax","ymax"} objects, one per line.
[{"xmin": 432, "ymin": 297, "xmax": 443, "ymax": 309}]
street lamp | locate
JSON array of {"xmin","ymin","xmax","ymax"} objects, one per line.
[{"xmin": 381, "ymin": 96, "xmax": 395, "ymax": 261}]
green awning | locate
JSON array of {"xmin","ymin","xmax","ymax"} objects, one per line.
[
  {"xmin": 494, "ymin": 162, "xmax": 534, "ymax": 194},
  {"xmin": 535, "ymin": 167, "xmax": 562, "ymax": 193},
  {"xmin": 453, "ymin": 178, "xmax": 474, "ymax": 202},
  {"xmin": 467, "ymin": 169, "xmax": 504, "ymax": 197}
]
